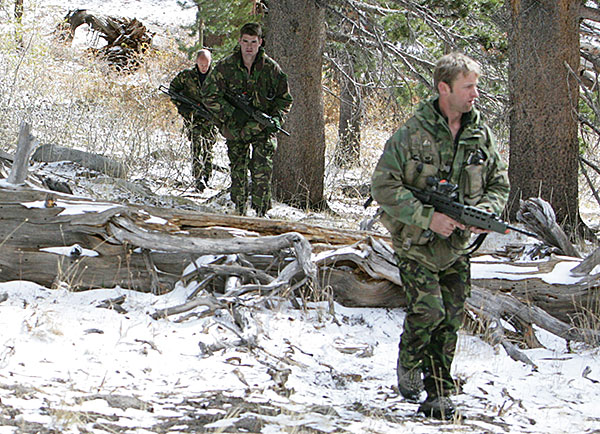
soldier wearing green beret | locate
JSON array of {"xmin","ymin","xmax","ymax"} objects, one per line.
[
  {"xmin": 371, "ymin": 52, "xmax": 510, "ymax": 419},
  {"xmin": 201, "ymin": 22, "xmax": 292, "ymax": 216}
]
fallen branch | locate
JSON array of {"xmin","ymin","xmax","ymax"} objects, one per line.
[
  {"xmin": 517, "ymin": 197, "xmax": 580, "ymax": 258},
  {"xmin": 5, "ymin": 122, "xmax": 38, "ymax": 186},
  {"xmin": 150, "ymin": 294, "xmax": 224, "ymax": 320}
]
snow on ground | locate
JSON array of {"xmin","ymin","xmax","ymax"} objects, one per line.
[
  {"xmin": 1, "ymin": 1, "xmax": 600, "ymax": 433},
  {"xmin": 0, "ymin": 270, "xmax": 599, "ymax": 433}
]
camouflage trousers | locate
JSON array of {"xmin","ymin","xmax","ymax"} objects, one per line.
[
  {"xmin": 226, "ymin": 133, "xmax": 276, "ymax": 216},
  {"xmin": 185, "ymin": 121, "xmax": 218, "ymax": 189},
  {"xmin": 397, "ymin": 256, "xmax": 470, "ymax": 397}
]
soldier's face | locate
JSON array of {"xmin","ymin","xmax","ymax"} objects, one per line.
[
  {"xmin": 239, "ymin": 34, "xmax": 262, "ymax": 62},
  {"xmin": 196, "ymin": 56, "xmax": 211, "ymax": 74},
  {"xmin": 443, "ymin": 71, "xmax": 479, "ymax": 114}
]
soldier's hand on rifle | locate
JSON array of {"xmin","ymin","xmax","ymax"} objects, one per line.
[
  {"xmin": 429, "ymin": 212, "xmax": 466, "ymax": 238},
  {"xmin": 264, "ymin": 116, "xmax": 282, "ymax": 135},
  {"xmin": 469, "ymin": 226, "xmax": 491, "ymax": 235},
  {"xmin": 240, "ymin": 119, "xmax": 263, "ymax": 141},
  {"xmin": 176, "ymin": 104, "xmax": 193, "ymax": 120}
]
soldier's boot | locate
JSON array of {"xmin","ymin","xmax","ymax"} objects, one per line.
[
  {"xmin": 397, "ymin": 361, "xmax": 424, "ymax": 401},
  {"xmin": 233, "ymin": 198, "xmax": 247, "ymax": 216},
  {"xmin": 191, "ymin": 161, "xmax": 206, "ymax": 192},
  {"xmin": 194, "ymin": 178, "xmax": 207, "ymax": 193},
  {"xmin": 253, "ymin": 200, "xmax": 271, "ymax": 218},
  {"xmin": 418, "ymin": 395, "xmax": 456, "ymax": 420}
]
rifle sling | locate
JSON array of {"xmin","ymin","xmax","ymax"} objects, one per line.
[{"xmin": 446, "ymin": 232, "xmax": 488, "ymax": 256}]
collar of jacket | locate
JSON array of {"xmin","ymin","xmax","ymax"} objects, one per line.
[
  {"xmin": 235, "ymin": 46, "xmax": 266, "ymax": 72},
  {"xmin": 194, "ymin": 65, "xmax": 210, "ymax": 83},
  {"xmin": 417, "ymin": 97, "xmax": 481, "ymax": 134}
]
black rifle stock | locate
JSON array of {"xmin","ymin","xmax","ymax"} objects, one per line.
[
  {"xmin": 159, "ymin": 85, "xmax": 217, "ymax": 123},
  {"xmin": 406, "ymin": 177, "xmax": 537, "ymax": 238},
  {"xmin": 224, "ymin": 90, "xmax": 290, "ymax": 136}
]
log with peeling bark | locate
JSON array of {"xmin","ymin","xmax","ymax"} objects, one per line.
[
  {"xmin": 319, "ymin": 239, "xmax": 600, "ymax": 356},
  {"xmin": 6, "ymin": 123, "xmax": 38, "ymax": 186},
  {"xmin": 517, "ymin": 197, "xmax": 581, "ymax": 258},
  {"xmin": 1, "ymin": 125, "xmax": 599, "ymax": 362},
  {"xmin": 58, "ymin": 9, "xmax": 154, "ymax": 70},
  {"xmin": 0, "ymin": 186, "xmax": 319, "ymax": 294}
]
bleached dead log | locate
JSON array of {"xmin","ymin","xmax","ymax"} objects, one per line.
[
  {"xmin": 132, "ymin": 204, "xmax": 390, "ymax": 248},
  {"xmin": 32, "ymin": 143, "xmax": 127, "ymax": 178},
  {"xmin": 0, "ymin": 178, "xmax": 323, "ymax": 297},
  {"xmin": 60, "ymin": 9, "xmax": 153, "ymax": 70},
  {"xmin": 571, "ymin": 247, "xmax": 600, "ymax": 275},
  {"xmin": 465, "ymin": 282, "xmax": 600, "ymax": 365},
  {"xmin": 468, "ymin": 286, "xmax": 600, "ymax": 346},
  {"xmin": 108, "ymin": 215, "xmax": 304, "ymax": 257},
  {"xmin": 517, "ymin": 197, "xmax": 580, "ymax": 258},
  {"xmin": 470, "ymin": 255, "xmax": 600, "ymax": 324},
  {"xmin": 4, "ymin": 122, "xmax": 38, "ymax": 186},
  {"xmin": 150, "ymin": 294, "xmax": 224, "ymax": 320}
]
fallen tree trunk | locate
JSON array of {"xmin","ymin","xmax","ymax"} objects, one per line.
[
  {"xmin": 2, "ymin": 172, "xmax": 599, "ymax": 345},
  {"xmin": 32, "ymin": 143, "xmax": 127, "ymax": 178},
  {"xmin": 2, "ymin": 126, "xmax": 599, "ymax": 359},
  {"xmin": 517, "ymin": 197, "xmax": 581, "ymax": 257},
  {"xmin": 469, "ymin": 255, "xmax": 600, "ymax": 324},
  {"xmin": 58, "ymin": 9, "xmax": 154, "ymax": 70},
  {"xmin": 0, "ymin": 188, "xmax": 318, "ymax": 293}
]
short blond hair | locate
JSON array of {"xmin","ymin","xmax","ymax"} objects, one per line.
[{"xmin": 433, "ymin": 52, "xmax": 481, "ymax": 91}]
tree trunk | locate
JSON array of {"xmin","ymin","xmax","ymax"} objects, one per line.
[
  {"xmin": 334, "ymin": 51, "xmax": 362, "ymax": 168},
  {"xmin": 506, "ymin": 0, "xmax": 581, "ymax": 231},
  {"xmin": 197, "ymin": 13, "xmax": 204, "ymax": 48},
  {"xmin": 267, "ymin": 0, "xmax": 327, "ymax": 210},
  {"xmin": 14, "ymin": 0, "xmax": 23, "ymax": 20},
  {"xmin": 14, "ymin": 0, "xmax": 24, "ymax": 46}
]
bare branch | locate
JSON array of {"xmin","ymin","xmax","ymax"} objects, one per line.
[{"xmin": 581, "ymin": 5, "xmax": 600, "ymax": 23}]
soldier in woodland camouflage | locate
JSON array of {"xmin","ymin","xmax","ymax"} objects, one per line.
[
  {"xmin": 170, "ymin": 49, "xmax": 218, "ymax": 192},
  {"xmin": 201, "ymin": 22, "xmax": 292, "ymax": 216},
  {"xmin": 371, "ymin": 53, "xmax": 509, "ymax": 419}
]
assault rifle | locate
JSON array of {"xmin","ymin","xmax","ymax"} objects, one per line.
[
  {"xmin": 159, "ymin": 85, "xmax": 217, "ymax": 123},
  {"xmin": 224, "ymin": 90, "xmax": 290, "ymax": 136},
  {"xmin": 406, "ymin": 177, "xmax": 537, "ymax": 238}
]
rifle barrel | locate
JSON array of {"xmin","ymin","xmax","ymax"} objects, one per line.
[
  {"xmin": 160, "ymin": 85, "xmax": 215, "ymax": 123},
  {"xmin": 506, "ymin": 225, "xmax": 537, "ymax": 238},
  {"xmin": 224, "ymin": 90, "xmax": 290, "ymax": 136}
]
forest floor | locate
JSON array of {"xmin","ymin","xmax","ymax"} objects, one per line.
[{"xmin": 1, "ymin": 1, "xmax": 600, "ymax": 433}]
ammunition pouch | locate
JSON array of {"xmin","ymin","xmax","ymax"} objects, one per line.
[
  {"xmin": 463, "ymin": 163, "xmax": 485, "ymax": 206},
  {"xmin": 380, "ymin": 210, "xmax": 433, "ymax": 251}
]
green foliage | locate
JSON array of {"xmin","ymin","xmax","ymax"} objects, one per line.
[
  {"xmin": 176, "ymin": 0, "xmax": 261, "ymax": 60},
  {"xmin": 381, "ymin": 11, "xmax": 427, "ymax": 42}
]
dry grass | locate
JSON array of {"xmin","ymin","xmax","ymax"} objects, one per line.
[
  {"xmin": 0, "ymin": 10, "xmax": 194, "ymax": 192},
  {"xmin": 0, "ymin": 10, "xmax": 402, "ymax": 208}
]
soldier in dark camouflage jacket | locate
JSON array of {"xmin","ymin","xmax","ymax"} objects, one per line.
[
  {"xmin": 371, "ymin": 53, "xmax": 509, "ymax": 419},
  {"xmin": 201, "ymin": 23, "xmax": 292, "ymax": 216},
  {"xmin": 169, "ymin": 49, "xmax": 218, "ymax": 192}
]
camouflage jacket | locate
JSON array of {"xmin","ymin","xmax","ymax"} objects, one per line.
[
  {"xmin": 201, "ymin": 47, "xmax": 292, "ymax": 141},
  {"xmin": 371, "ymin": 97, "xmax": 510, "ymax": 272},
  {"xmin": 169, "ymin": 66, "xmax": 212, "ymax": 126}
]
